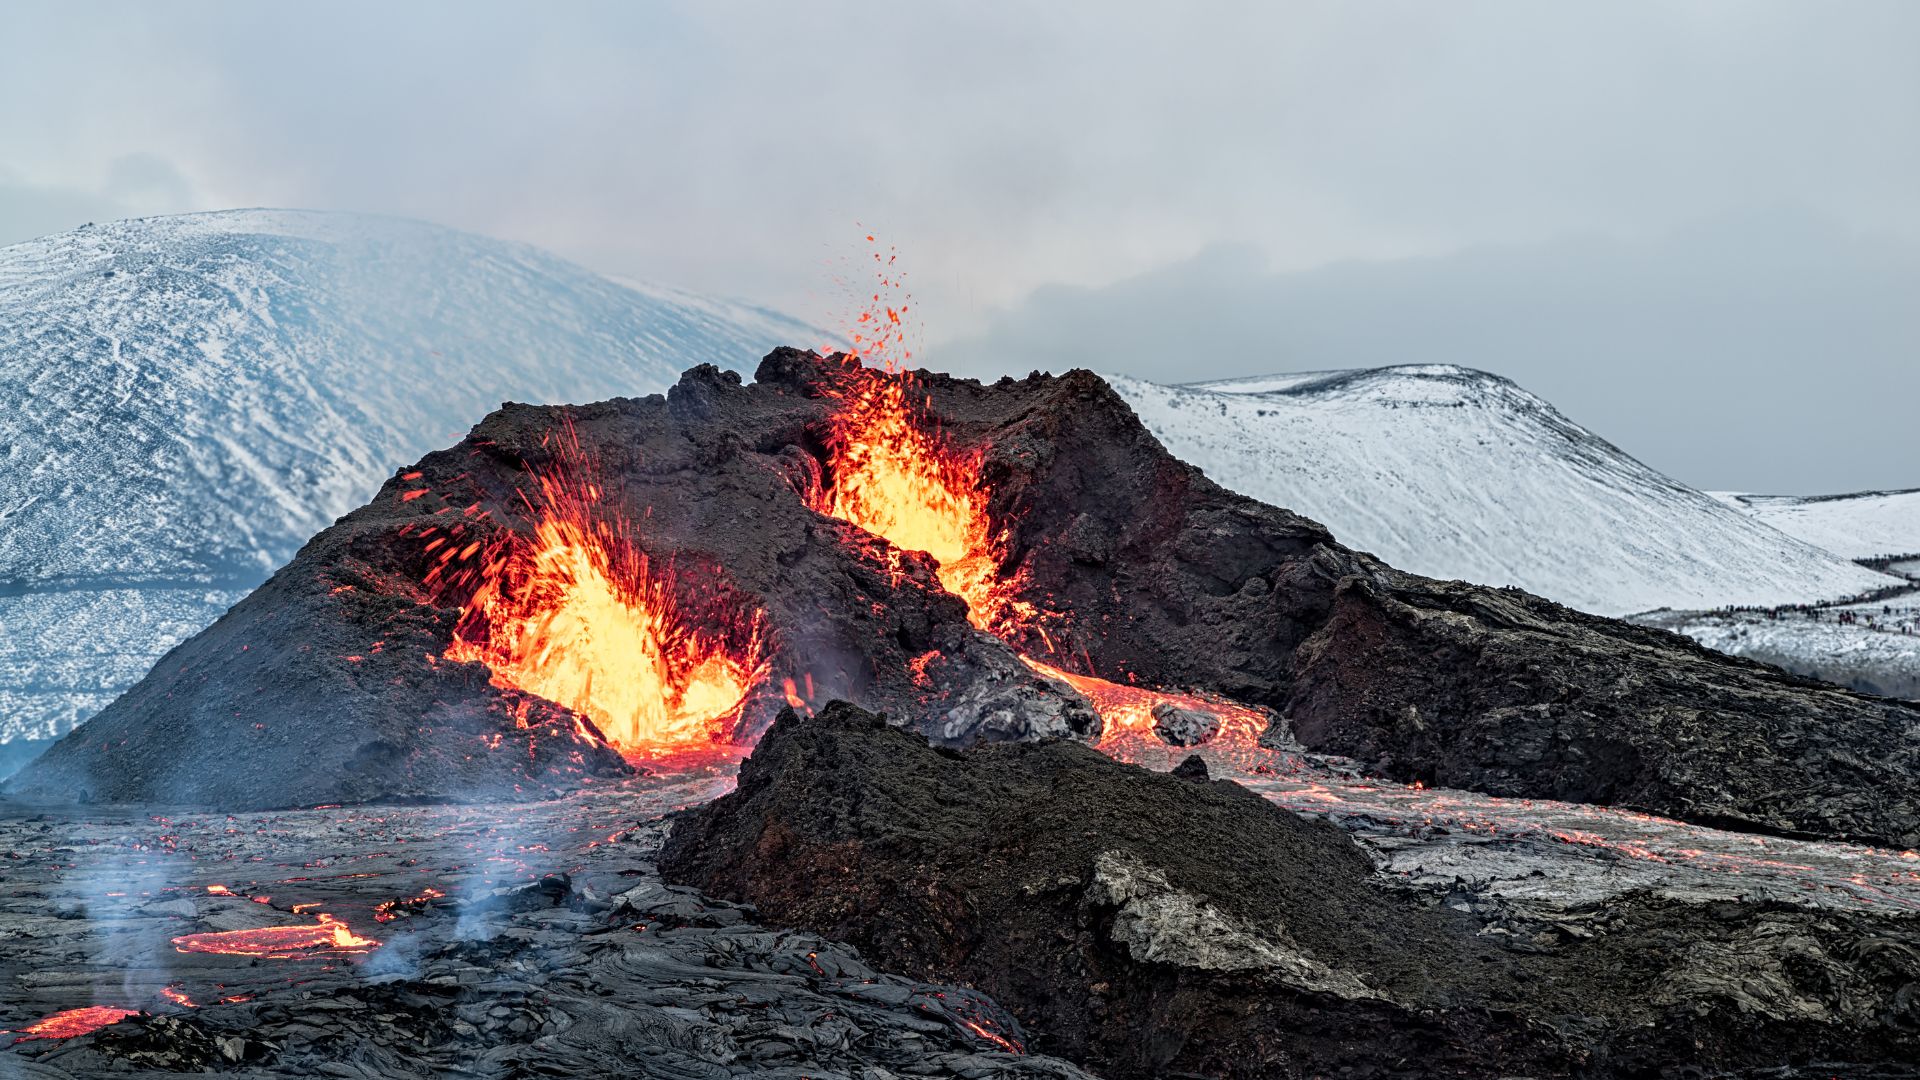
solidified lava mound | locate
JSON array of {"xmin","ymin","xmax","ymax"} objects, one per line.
[
  {"xmin": 12, "ymin": 348, "xmax": 1920, "ymax": 840},
  {"xmin": 661, "ymin": 703, "xmax": 1920, "ymax": 1079}
]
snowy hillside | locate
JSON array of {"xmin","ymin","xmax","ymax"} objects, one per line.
[
  {"xmin": 0, "ymin": 210, "xmax": 817, "ymax": 743},
  {"xmin": 1711, "ymin": 490, "xmax": 1920, "ymax": 561},
  {"xmin": 1108, "ymin": 366, "xmax": 1898, "ymax": 617},
  {"xmin": 1641, "ymin": 595, "xmax": 1920, "ymax": 701}
]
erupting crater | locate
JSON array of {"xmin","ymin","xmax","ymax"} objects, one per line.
[
  {"xmin": 807, "ymin": 355, "xmax": 1270, "ymax": 760},
  {"xmin": 435, "ymin": 437, "xmax": 768, "ymax": 770},
  {"xmin": 16, "ymin": 345, "xmax": 1920, "ymax": 851}
]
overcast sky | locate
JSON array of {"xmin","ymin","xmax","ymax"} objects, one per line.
[{"xmin": 3, "ymin": 2, "xmax": 1915, "ymax": 492}]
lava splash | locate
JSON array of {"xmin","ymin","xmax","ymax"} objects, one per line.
[
  {"xmin": 809, "ymin": 359, "xmax": 1009, "ymax": 632},
  {"xmin": 442, "ymin": 439, "xmax": 768, "ymax": 768}
]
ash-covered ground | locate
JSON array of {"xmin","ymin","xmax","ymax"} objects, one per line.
[{"xmin": 7, "ymin": 716, "xmax": 1920, "ymax": 1078}]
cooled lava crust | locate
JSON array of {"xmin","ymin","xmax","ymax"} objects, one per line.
[
  {"xmin": 12, "ymin": 349, "xmax": 1920, "ymax": 846},
  {"xmin": 661, "ymin": 702, "xmax": 1920, "ymax": 1079}
]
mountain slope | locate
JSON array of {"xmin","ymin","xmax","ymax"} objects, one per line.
[
  {"xmin": 1108, "ymin": 365, "xmax": 1897, "ymax": 617},
  {"xmin": 0, "ymin": 209, "xmax": 816, "ymax": 742},
  {"xmin": 1711, "ymin": 489, "xmax": 1920, "ymax": 562}
]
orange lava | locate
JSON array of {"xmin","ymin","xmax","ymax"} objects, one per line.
[
  {"xmin": 374, "ymin": 886, "xmax": 445, "ymax": 922},
  {"xmin": 1020, "ymin": 657, "xmax": 1270, "ymax": 764},
  {"xmin": 808, "ymin": 238, "xmax": 1273, "ymax": 754},
  {"xmin": 809, "ymin": 362, "xmax": 1008, "ymax": 630},
  {"xmin": 9, "ymin": 1005, "xmax": 139, "ymax": 1043},
  {"xmin": 170, "ymin": 914, "xmax": 379, "ymax": 960},
  {"xmin": 440, "ymin": 438, "xmax": 767, "ymax": 768}
]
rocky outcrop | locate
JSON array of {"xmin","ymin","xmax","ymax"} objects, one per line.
[
  {"xmin": 1284, "ymin": 571, "xmax": 1920, "ymax": 847},
  {"xmin": 661, "ymin": 703, "xmax": 1920, "ymax": 1079}
]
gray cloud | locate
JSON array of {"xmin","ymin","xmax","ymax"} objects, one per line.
[
  {"xmin": 1, "ymin": 1, "xmax": 1915, "ymax": 490},
  {"xmin": 939, "ymin": 209, "xmax": 1920, "ymax": 494}
]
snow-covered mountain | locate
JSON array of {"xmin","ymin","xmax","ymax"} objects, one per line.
[
  {"xmin": 1108, "ymin": 365, "xmax": 1899, "ymax": 617},
  {"xmin": 0, "ymin": 210, "xmax": 817, "ymax": 744},
  {"xmin": 1710, "ymin": 489, "xmax": 1920, "ymax": 562}
]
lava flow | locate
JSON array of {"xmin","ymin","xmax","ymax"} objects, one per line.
[
  {"xmin": 1021, "ymin": 657, "xmax": 1271, "ymax": 766},
  {"xmin": 7, "ymin": 1005, "xmax": 139, "ymax": 1044},
  {"xmin": 170, "ymin": 914, "xmax": 379, "ymax": 960},
  {"xmin": 439, "ymin": 436, "xmax": 767, "ymax": 769}
]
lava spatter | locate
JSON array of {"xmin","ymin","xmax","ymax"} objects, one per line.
[{"xmin": 439, "ymin": 427, "xmax": 769, "ymax": 770}]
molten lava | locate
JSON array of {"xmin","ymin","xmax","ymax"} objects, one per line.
[
  {"xmin": 441, "ymin": 451, "xmax": 767, "ymax": 768},
  {"xmin": 1022, "ymin": 658, "xmax": 1271, "ymax": 764},
  {"xmin": 811, "ymin": 359, "xmax": 1271, "ymax": 760},
  {"xmin": 9, "ymin": 1006, "xmax": 140, "ymax": 1043},
  {"xmin": 809, "ymin": 361, "xmax": 1008, "ymax": 631},
  {"xmin": 808, "ymin": 242, "xmax": 1277, "ymax": 758},
  {"xmin": 170, "ymin": 914, "xmax": 379, "ymax": 960}
]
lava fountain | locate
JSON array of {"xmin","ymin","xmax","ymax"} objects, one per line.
[
  {"xmin": 438, "ymin": 435, "xmax": 768, "ymax": 769},
  {"xmin": 808, "ymin": 361, "xmax": 1009, "ymax": 631},
  {"xmin": 808, "ymin": 325, "xmax": 1263, "ymax": 757}
]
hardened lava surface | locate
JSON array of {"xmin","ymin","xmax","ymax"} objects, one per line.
[
  {"xmin": 0, "ymin": 779, "xmax": 1087, "ymax": 1079},
  {"xmin": 13, "ymin": 349, "xmax": 1920, "ymax": 848},
  {"xmin": 7, "ymin": 707, "xmax": 1920, "ymax": 1078},
  {"xmin": 662, "ymin": 703, "xmax": 1920, "ymax": 1080}
]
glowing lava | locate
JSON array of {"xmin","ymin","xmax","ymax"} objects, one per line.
[
  {"xmin": 811, "ymin": 361, "xmax": 1268, "ymax": 758},
  {"xmin": 808, "ymin": 239, "xmax": 1271, "ymax": 756},
  {"xmin": 170, "ymin": 914, "xmax": 379, "ymax": 960},
  {"xmin": 809, "ymin": 361, "xmax": 1008, "ymax": 630},
  {"xmin": 440, "ymin": 444, "xmax": 767, "ymax": 768},
  {"xmin": 8, "ymin": 1006, "xmax": 139, "ymax": 1043},
  {"xmin": 1021, "ymin": 658, "xmax": 1272, "ymax": 764}
]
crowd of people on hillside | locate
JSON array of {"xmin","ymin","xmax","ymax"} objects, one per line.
[{"xmin": 1712, "ymin": 598, "xmax": 1917, "ymax": 636}]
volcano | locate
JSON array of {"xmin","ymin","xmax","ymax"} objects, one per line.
[{"xmin": 12, "ymin": 350, "xmax": 1920, "ymax": 848}]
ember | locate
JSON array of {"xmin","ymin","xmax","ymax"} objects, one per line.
[
  {"xmin": 442, "ymin": 435, "xmax": 767, "ymax": 768},
  {"xmin": 170, "ymin": 914, "xmax": 379, "ymax": 959},
  {"xmin": 8, "ymin": 1005, "xmax": 139, "ymax": 1043}
]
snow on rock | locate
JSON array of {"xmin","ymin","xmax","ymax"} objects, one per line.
[
  {"xmin": 1108, "ymin": 366, "xmax": 1898, "ymax": 617},
  {"xmin": 1711, "ymin": 489, "xmax": 1920, "ymax": 562},
  {"xmin": 0, "ymin": 210, "xmax": 816, "ymax": 743},
  {"xmin": 1641, "ymin": 595, "xmax": 1920, "ymax": 701}
]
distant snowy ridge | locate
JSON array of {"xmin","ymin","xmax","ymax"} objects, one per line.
[
  {"xmin": 0, "ymin": 209, "xmax": 818, "ymax": 742},
  {"xmin": 1108, "ymin": 365, "xmax": 1898, "ymax": 617},
  {"xmin": 1710, "ymin": 489, "xmax": 1920, "ymax": 562}
]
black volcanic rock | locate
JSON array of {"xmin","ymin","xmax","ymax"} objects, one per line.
[
  {"xmin": 1285, "ymin": 573, "xmax": 1920, "ymax": 846},
  {"xmin": 661, "ymin": 703, "xmax": 1920, "ymax": 1079},
  {"xmin": 13, "ymin": 348, "xmax": 1920, "ymax": 841}
]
